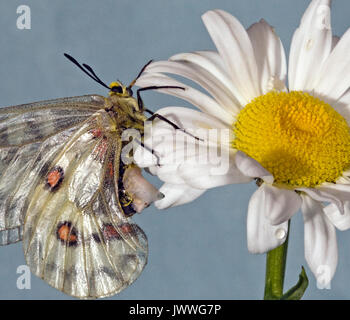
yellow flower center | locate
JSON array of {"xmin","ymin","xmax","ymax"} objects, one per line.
[{"xmin": 233, "ymin": 91, "xmax": 350, "ymax": 188}]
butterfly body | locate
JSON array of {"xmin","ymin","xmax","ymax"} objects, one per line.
[{"xmin": 103, "ymin": 87, "xmax": 147, "ymax": 133}]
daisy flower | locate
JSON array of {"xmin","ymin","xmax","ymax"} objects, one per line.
[{"xmin": 134, "ymin": 0, "xmax": 350, "ymax": 289}]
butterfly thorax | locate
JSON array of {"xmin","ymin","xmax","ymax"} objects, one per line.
[{"xmin": 104, "ymin": 94, "xmax": 147, "ymax": 133}]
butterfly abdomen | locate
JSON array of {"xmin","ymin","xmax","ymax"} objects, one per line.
[{"xmin": 118, "ymin": 165, "xmax": 163, "ymax": 215}]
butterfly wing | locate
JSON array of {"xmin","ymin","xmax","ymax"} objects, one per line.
[
  {"xmin": 0, "ymin": 95, "xmax": 105, "ymax": 245},
  {"xmin": 22, "ymin": 111, "xmax": 148, "ymax": 298}
]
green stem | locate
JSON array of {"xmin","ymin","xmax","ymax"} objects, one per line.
[{"xmin": 264, "ymin": 221, "xmax": 290, "ymax": 300}]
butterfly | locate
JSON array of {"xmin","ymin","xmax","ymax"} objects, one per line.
[{"xmin": 0, "ymin": 54, "xmax": 184, "ymax": 299}]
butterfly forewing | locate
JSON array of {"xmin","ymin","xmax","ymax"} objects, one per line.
[
  {"xmin": 22, "ymin": 110, "xmax": 148, "ymax": 298},
  {"xmin": 0, "ymin": 95, "xmax": 105, "ymax": 147}
]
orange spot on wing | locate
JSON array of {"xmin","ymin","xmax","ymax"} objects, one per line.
[
  {"xmin": 47, "ymin": 171, "xmax": 61, "ymax": 187},
  {"xmin": 103, "ymin": 224, "xmax": 121, "ymax": 240},
  {"xmin": 120, "ymin": 223, "xmax": 133, "ymax": 234},
  {"xmin": 94, "ymin": 138, "xmax": 108, "ymax": 162},
  {"xmin": 56, "ymin": 221, "xmax": 78, "ymax": 246},
  {"xmin": 47, "ymin": 167, "xmax": 64, "ymax": 190},
  {"xmin": 90, "ymin": 128, "xmax": 102, "ymax": 138},
  {"xmin": 58, "ymin": 226, "xmax": 76, "ymax": 242},
  {"xmin": 108, "ymin": 162, "xmax": 114, "ymax": 177},
  {"xmin": 102, "ymin": 223, "xmax": 135, "ymax": 241},
  {"xmin": 58, "ymin": 225, "xmax": 70, "ymax": 241}
]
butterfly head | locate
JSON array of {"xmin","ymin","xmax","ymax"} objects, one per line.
[{"xmin": 109, "ymin": 81, "xmax": 133, "ymax": 97}]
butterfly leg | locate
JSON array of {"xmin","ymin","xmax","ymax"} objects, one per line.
[
  {"xmin": 145, "ymin": 110, "xmax": 202, "ymax": 142},
  {"xmin": 136, "ymin": 86, "xmax": 202, "ymax": 141},
  {"xmin": 136, "ymin": 86, "xmax": 184, "ymax": 111}
]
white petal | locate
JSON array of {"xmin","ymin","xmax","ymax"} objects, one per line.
[
  {"xmin": 154, "ymin": 164, "xmax": 184, "ymax": 184},
  {"xmin": 145, "ymin": 60, "xmax": 241, "ymax": 116},
  {"xmin": 235, "ymin": 151, "xmax": 273, "ymax": 183},
  {"xmin": 170, "ymin": 51, "xmax": 246, "ymax": 106},
  {"xmin": 318, "ymin": 182, "xmax": 350, "ymax": 201},
  {"xmin": 134, "ymin": 137, "xmax": 186, "ymax": 180},
  {"xmin": 134, "ymin": 106, "xmax": 233, "ymax": 169},
  {"xmin": 247, "ymin": 19, "xmax": 287, "ymax": 93},
  {"xmin": 155, "ymin": 183, "xmax": 206, "ymax": 209},
  {"xmin": 337, "ymin": 88, "xmax": 350, "ymax": 106},
  {"xmin": 139, "ymin": 138, "xmax": 198, "ymax": 168},
  {"xmin": 297, "ymin": 187, "xmax": 344, "ymax": 215},
  {"xmin": 179, "ymin": 149, "xmax": 251, "ymax": 189},
  {"xmin": 247, "ymin": 187, "xmax": 289, "ymax": 254},
  {"xmin": 135, "ymin": 141, "xmax": 211, "ymax": 178},
  {"xmin": 324, "ymin": 201, "xmax": 350, "ymax": 231},
  {"xmin": 148, "ymin": 106, "xmax": 232, "ymax": 151},
  {"xmin": 202, "ymin": 10, "xmax": 261, "ymax": 103},
  {"xmin": 301, "ymin": 194, "xmax": 338, "ymax": 287},
  {"xmin": 314, "ymin": 26, "xmax": 350, "ymax": 101},
  {"xmin": 133, "ymin": 127, "xmax": 177, "ymax": 168},
  {"xmin": 335, "ymin": 175, "xmax": 350, "ymax": 184},
  {"xmin": 288, "ymin": 0, "xmax": 332, "ymax": 91},
  {"xmin": 133, "ymin": 144, "xmax": 159, "ymax": 168},
  {"xmin": 136, "ymin": 72, "xmax": 234, "ymax": 124},
  {"xmin": 331, "ymin": 90, "xmax": 350, "ymax": 123},
  {"xmin": 148, "ymin": 106, "xmax": 230, "ymax": 134},
  {"xmin": 135, "ymin": 106, "xmax": 239, "ymax": 187},
  {"xmin": 261, "ymin": 184, "xmax": 301, "ymax": 225}
]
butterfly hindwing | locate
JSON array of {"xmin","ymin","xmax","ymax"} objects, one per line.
[
  {"xmin": 0, "ymin": 127, "xmax": 78, "ymax": 245},
  {"xmin": 0, "ymin": 95, "xmax": 105, "ymax": 245},
  {"xmin": 0, "ymin": 226, "xmax": 23, "ymax": 246},
  {"xmin": 23, "ymin": 110, "xmax": 148, "ymax": 298}
]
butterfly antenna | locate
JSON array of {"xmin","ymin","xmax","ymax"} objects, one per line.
[
  {"xmin": 64, "ymin": 53, "xmax": 110, "ymax": 90},
  {"xmin": 82, "ymin": 63, "xmax": 108, "ymax": 86},
  {"xmin": 128, "ymin": 59, "xmax": 153, "ymax": 89}
]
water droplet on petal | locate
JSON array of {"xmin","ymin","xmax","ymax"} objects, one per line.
[{"xmin": 275, "ymin": 228, "xmax": 286, "ymax": 240}]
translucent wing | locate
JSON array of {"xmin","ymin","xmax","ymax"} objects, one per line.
[
  {"xmin": 0, "ymin": 95, "xmax": 105, "ymax": 147},
  {"xmin": 23, "ymin": 111, "xmax": 148, "ymax": 298},
  {"xmin": 0, "ymin": 95, "xmax": 105, "ymax": 245}
]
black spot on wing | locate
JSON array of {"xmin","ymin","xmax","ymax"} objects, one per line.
[
  {"xmin": 0, "ymin": 129, "xmax": 9, "ymax": 146},
  {"xmin": 23, "ymin": 121, "xmax": 45, "ymax": 141},
  {"xmin": 92, "ymin": 233, "xmax": 102, "ymax": 243},
  {"xmin": 38, "ymin": 161, "xmax": 51, "ymax": 179}
]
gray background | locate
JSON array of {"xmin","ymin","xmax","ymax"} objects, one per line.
[{"xmin": 0, "ymin": 0, "xmax": 349, "ymax": 300}]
